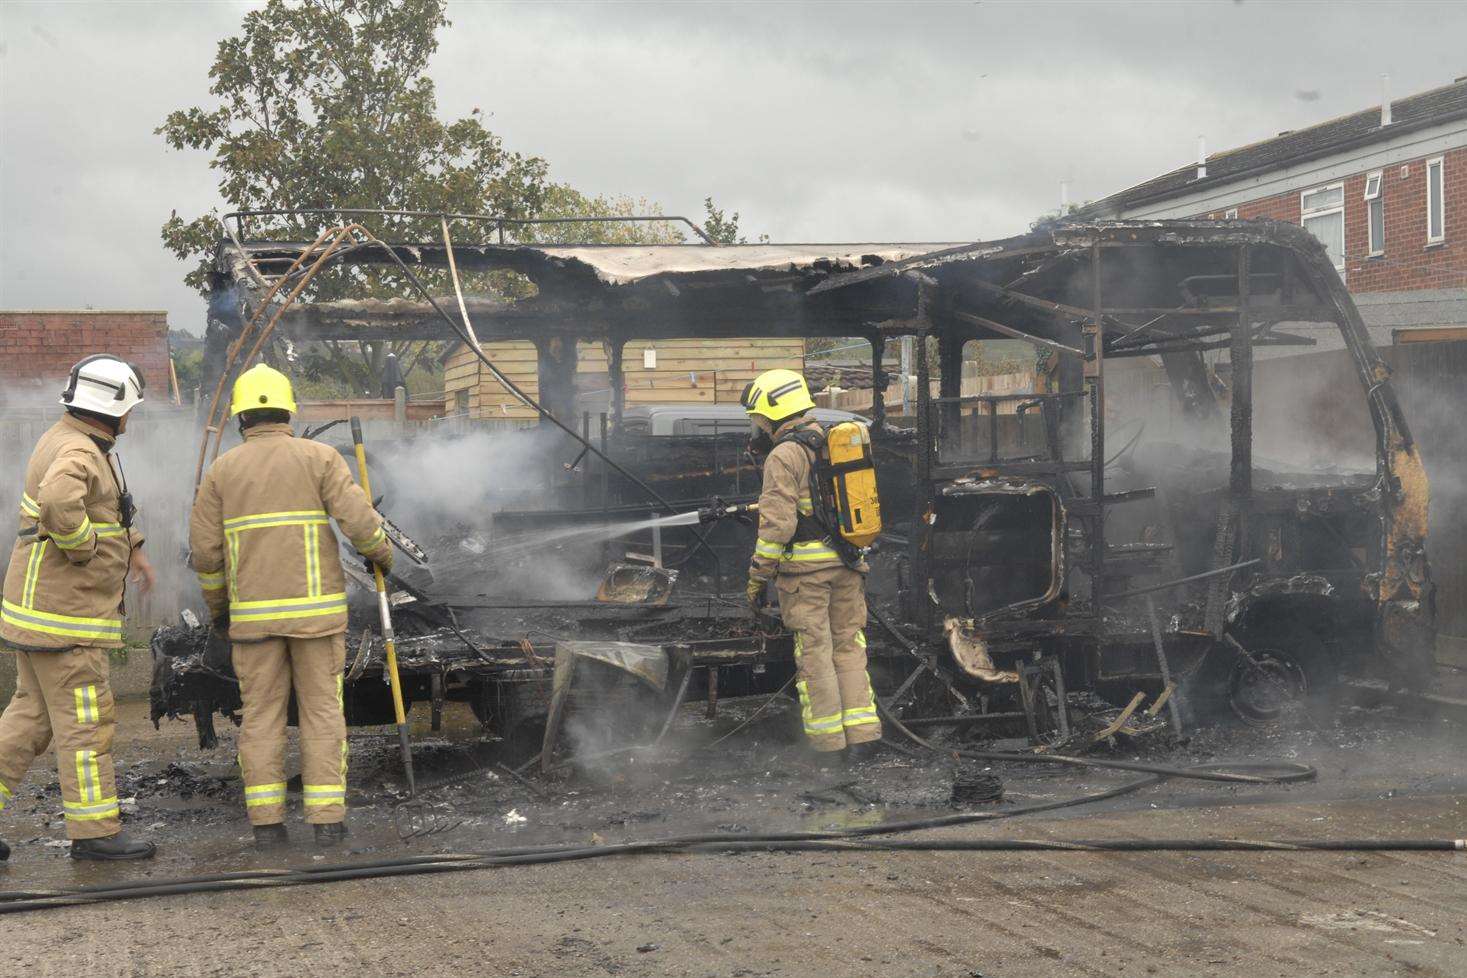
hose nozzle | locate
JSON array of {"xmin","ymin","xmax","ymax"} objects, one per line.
[{"xmin": 698, "ymin": 498, "xmax": 758, "ymax": 524}]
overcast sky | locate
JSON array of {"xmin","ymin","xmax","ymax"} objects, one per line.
[{"xmin": 2, "ymin": 0, "xmax": 1465, "ymax": 335}]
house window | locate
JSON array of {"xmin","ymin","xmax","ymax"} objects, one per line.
[
  {"xmin": 1364, "ymin": 171, "xmax": 1384, "ymax": 256},
  {"xmin": 1224, "ymin": 208, "xmax": 1238, "ymax": 220},
  {"xmin": 1426, "ymin": 156, "xmax": 1445, "ymax": 244},
  {"xmin": 1300, "ymin": 183, "xmax": 1346, "ymax": 271}
]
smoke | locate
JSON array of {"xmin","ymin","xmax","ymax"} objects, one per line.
[
  {"xmin": 359, "ymin": 425, "xmax": 569, "ymax": 537},
  {"xmin": 350, "ymin": 423, "xmax": 654, "ymax": 605}
]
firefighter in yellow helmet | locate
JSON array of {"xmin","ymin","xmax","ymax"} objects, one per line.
[
  {"xmin": 740, "ymin": 368, "xmax": 882, "ymax": 764},
  {"xmin": 189, "ymin": 364, "xmax": 393, "ymax": 850},
  {"xmin": 0, "ymin": 356, "xmax": 158, "ymax": 861}
]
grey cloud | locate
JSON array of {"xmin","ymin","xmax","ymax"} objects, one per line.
[{"xmin": 3, "ymin": 0, "xmax": 1465, "ymax": 334}]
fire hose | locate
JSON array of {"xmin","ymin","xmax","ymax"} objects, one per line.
[{"xmin": 4, "ymin": 746, "xmax": 1464, "ymax": 915}]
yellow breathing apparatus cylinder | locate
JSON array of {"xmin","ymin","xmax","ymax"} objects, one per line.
[{"xmin": 821, "ymin": 420, "xmax": 882, "ymax": 548}]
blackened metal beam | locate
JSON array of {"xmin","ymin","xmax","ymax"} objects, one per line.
[
  {"xmin": 970, "ymin": 278, "xmax": 1097, "ymax": 324},
  {"xmin": 953, "ymin": 310, "xmax": 1086, "ymax": 359},
  {"xmin": 913, "ymin": 313, "xmax": 933, "ymax": 632},
  {"xmin": 870, "ymin": 331, "xmax": 887, "ymax": 434},
  {"xmin": 1108, "ymin": 332, "xmax": 1316, "ymax": 358},
  {"xmin": 1087, "ymin": 243, "xmax": 1106, "ymax": 618},
  {"xmin": 1231, "ymin": 245, "xmax": 1254, "ymax": 499}
]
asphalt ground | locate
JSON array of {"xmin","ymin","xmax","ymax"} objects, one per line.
[{"xmin": 2, "ymin": 687, "xmax": 1465, "ymax": 977}]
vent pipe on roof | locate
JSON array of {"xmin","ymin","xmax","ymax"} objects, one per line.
[
  {"xmin": 1196, "ymin": 136, "xmax": 1207, "ymax": 180},
  {"xmin": 1381, "ymin": 74, "xmax": 1393, "ymax": 126}
]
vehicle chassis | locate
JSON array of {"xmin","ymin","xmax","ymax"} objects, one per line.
[{"xmin": 159, "ymin": 215, "xmax": 1434, "ymax": 745}]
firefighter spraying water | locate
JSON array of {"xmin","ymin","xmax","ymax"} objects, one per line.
[{"xmin": 724, "ymin": 368, "xmax": 885, "ymax": 764}]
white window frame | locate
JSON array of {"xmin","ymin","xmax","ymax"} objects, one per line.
[
  {"xmin": 1426, "ymin": 156, "xmax": 1445, "ymax": 245},
  {"xmin": 1363, "ymin": 171, "xmax": 1384, "ymax": 257},
  {"xmin": 1224, "ymin": 208, "xmax": 1238, "ymax": 220},
  {"xmin": 1300, "ymin": 182, "xmax": 1346, "ymax": 272}
]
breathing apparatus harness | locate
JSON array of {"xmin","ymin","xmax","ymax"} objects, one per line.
[{"xmin": 775, "ymin": 420, "xmax": 866, "ymax": 570}]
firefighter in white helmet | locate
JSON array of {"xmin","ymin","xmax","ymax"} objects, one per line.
[
  {"xmin": 741, "ymin": 368, "xmax": 882, "ymax": 765},
  {"xmin": 0, "ymin": 356, "xmax": 158, "ymax": 861},
  {"xmin": 189, "ymin": 364, "xmax": 393, "ymax": 850}
]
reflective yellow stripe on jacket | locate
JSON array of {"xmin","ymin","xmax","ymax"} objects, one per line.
[
  {"xmin": 19, "ymin": 492, "xmax": 40, "ymax": 519},
  {"xmin": 352, "ymin": 525, "xmax": 387, "ymax": 553},
  {"xmin": 223, "ymin": 510, "xmax": 330, "ymax": 532},
  {"xmin": 223, "ymin": 511, "xmax": 341, "ymax": 622},
  {"xmin": 1, "ymin": 599, "xmax": 123, "ymax": 642},
  {"xmin": 50, "ymin": 516, "xmax": 94, "ymax": 550},
  {"xmin": 21, "ymin": 541, "xmax": 47, "ymax": 608},
  {"xmin": 196, "ymin": 569, "xmax": 226, "ymax": 592},
  {"xmin": 229, "ymin": 593, "xmax": 349, "ymax": 623},
  {"xmin": 753, "ymin": 538, "xmax": 842, "ymax": 564}
]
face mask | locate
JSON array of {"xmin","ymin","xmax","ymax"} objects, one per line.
[{"xmin": 746, "ymin": 422, "xmax": 774, "ymax": 462}]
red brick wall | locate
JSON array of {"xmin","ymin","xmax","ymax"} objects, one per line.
[
  {"xmin": 0, "ymin": 311, "xmax": 171, "ymax": 400},
  {"xmin": 1202, "ymin": 145, "xmax": 1467, "ymax": 293}
]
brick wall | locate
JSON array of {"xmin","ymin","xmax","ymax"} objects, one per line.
[
  {"xmin": 0, "ymin": 311, "xmax": 171, "ymax": 404},
  {"xmin": 1202, "ymin": 145, "xmax": 1467, "ymax": 293}
]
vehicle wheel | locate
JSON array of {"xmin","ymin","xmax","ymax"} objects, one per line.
[{"xmin": 1226, "ymin": 622, "xmax": 1335, "ymax": 725}]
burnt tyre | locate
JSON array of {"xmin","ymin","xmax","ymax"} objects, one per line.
[{"xmin": 1226, "ymin": 623, "xmax": 1336, "ymax": 725}]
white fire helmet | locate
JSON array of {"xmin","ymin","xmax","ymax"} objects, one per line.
[{"xmin": 60, "ymin": 355, "xmax": 146, "ymax": 418}]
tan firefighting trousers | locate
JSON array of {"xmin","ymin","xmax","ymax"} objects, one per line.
[
  {"xmin": 0, "ymin": 646, "xmax": 121, "ymax": 839},
  {"xmin": 232, "ymin": 633, "xmax": 347, "ymax": 826},
  {"xmin": 775, "ymin": 565, "xmax": 882, "ymax": 752}
]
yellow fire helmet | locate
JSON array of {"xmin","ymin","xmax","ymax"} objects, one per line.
[
  {"xmin": 740, "ymin": 368, "xmax": 815, "ymax": 423},
  {"xmin": 230, "ymin": 363, "xmax": 299, "ymax": 417}
]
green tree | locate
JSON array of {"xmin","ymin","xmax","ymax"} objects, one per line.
[
  {"xmin": 158, "ymin": 0, "xmax": 755, "ymax": 396},
  {"xmin": 159, "ymin": 0, "xmax": 666, "ymax": 394},
  {"xmin": 701, "ymin": 196, "xmax": 767, "ymax": 245},
  {"xmin": 530, "ymin": 186, "xmax": 687, "ymax": 245}
]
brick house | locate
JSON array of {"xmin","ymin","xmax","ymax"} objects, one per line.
[
  {"xmin": 1084, "ymin": 76, "xmax": 1467, "ymax": 346},
  {"xmin": 0, "ymin": 310, "xmax": 172, "ymax": 407}
]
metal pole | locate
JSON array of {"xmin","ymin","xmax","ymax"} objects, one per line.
[{"xmin": 349, "ymin": 417, "xmax": 416, "ymax": 795}]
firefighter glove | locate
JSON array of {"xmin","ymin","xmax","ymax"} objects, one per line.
[{"xmin": 745, "ymin": 574, "xmax": 769, "ymax": 616}]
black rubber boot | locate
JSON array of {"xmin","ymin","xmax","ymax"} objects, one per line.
[
  {"xmin": 843, "ymin": 741, "xmax": 882, "ymax": 766},
  {"xmin": 314, "ymin": 823, "xmax": 348, "ymax": 849},
  {"xmin": 70, "ymin": 832, "xmax": 156, "ymax": 861},
  {"xmin": 0, "ymin": 837, "xmax": 9, "ymax": 861},
  {"xmin": 253, "ymin": 824, "xmax": 289, "ymax": 850}
]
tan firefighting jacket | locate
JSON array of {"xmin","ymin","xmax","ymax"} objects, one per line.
[
  {"xmin": 189, "ymin": 423, "xmax": 393, "ymax": 642},
  {"xmin": 1, "ymin": 414, "xmax": 144, "ymax": 650},
  {"xmin": 750, "ymin": 416, "xmax": 844, "ymax": 580}
]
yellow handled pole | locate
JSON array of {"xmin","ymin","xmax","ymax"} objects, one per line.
[{"xmin": 349, "ymin": 417, "xmax": 415, "ymax": 796}]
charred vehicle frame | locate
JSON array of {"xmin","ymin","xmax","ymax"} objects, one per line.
[{"xmin": 152, "ymin": 213, "xmax": 1434, "ymax": 754}]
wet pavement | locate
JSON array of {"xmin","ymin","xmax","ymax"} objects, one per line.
[{"xmin": 3, "ymin": 683, "xmax": 1467, "ymax": 976}]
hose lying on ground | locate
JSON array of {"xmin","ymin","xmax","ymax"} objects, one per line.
[
  {"xmin": 6, "ymin": 740, "xmax": 1456, "ymax": 917},
  {"xmin": 1, "ymin": 827, "xmax": 1460, "ymax": 914},
  {"xmin": 9, "ymin": 676, "xmax": 1462, "ymax": 914}
]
